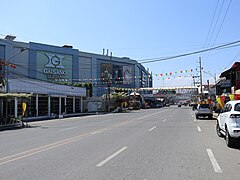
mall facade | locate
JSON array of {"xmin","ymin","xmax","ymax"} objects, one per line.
[{"xmin": 0, "ymin": 37, "xmax": 152, "ymax": 121}]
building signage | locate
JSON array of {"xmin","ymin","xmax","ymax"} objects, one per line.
[
  {"xmin": 43, "ymin": 53, "xmax": 66, "ymax": 79},
  {"xmin": 220, "ymin": 80, "xmax": 231, "ymax": 88},
  {"xmin": 36, "ymin": 51, "xmax": 72, "ymax": 82}
]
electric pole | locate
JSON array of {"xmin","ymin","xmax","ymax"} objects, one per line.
[
  {"xmin": 107, "ymin": 52, "xmax": 112, "ymax": 112},
  {"xmin": 199, "ymin": 57, "xmax": 203, "ymax": 99}
]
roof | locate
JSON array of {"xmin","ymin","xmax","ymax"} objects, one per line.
[{"xmin": 220, "ymin": 62, "xmax": 240, "ymax": 78}]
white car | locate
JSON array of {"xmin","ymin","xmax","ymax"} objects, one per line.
[{"xmin": 216, "ymin": 100, "xmax": 240, "ymax": 147}]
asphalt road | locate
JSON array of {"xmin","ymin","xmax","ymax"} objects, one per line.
[{"xmin": 0, "ymin": 106, "xmax": 240, "ymax": 180}]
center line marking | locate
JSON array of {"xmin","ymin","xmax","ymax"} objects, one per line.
[
  {"xmin": 96, "ymin": 147, "xmax": 128, "ymax": 167},
  {"xmin": 163, "ymin": 119, "xmax": 167, "ymax": 122},
  {"xmin": 197, "ymin": 126, "xmax": 201, "ymax": 132},
  {"xmin": 59, "ymin": 127, "xmax": 78, "ymax": 131},
  {"xmin": 148, "ymin": 126, "xmax": 156, "ymax": 132},
  {"xmin": 206, "ymin": 149, "xmax": 223, "ymax": 173},
  {"xmin": 137, "ymin": 110, "xmax": 166, "ymax": 120}
]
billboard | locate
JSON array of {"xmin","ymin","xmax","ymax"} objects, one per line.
[
  {"xmin": 123, "ymin": 66, "xmax": 132, "ymax": 84},
  {"xmin": 112, "ymin": 65, "xmax": 123, "ymax": 84},
  {"xmin": 36, "ymin": 51, "xmax": 72, "ymax": 82},
  {"xmin": 101, "ymin": 63, "xmax": 112, "ymax": 82}
]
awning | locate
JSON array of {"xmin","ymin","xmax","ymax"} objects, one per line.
[
  {"xmin": 235, "ymin": 89, "xmax": 240, "ymax": 94},
  {"xmin": 0, "ymin": 93, "xmax": 32, "ymax": 98}
]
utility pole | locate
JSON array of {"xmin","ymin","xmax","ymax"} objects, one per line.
[
  {"xmin": 199, "ymin": 57, "xmax": 203, "ymax": 99},
  {"xmin": 107, "ymin": 52, "xmax": 112, "ymax": 112}
]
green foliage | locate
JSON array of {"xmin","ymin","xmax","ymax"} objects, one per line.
[{"xmin": 110, "ymin": 92, "xmax": 128, "ymax": 102}]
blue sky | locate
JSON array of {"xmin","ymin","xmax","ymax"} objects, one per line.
[{"xmin": 0, "ymin": 0, "xmax": 239, "ymax": 87}]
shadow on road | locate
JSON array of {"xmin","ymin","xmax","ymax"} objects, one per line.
[{"xmin": 195, "ymin": 116, "xmax": 217, "ymax": 121}]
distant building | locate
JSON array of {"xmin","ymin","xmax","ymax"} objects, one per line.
[
  {"xmin": 0, "ymin": 37, "xmax": 152, "ymax": 120},
  {"xmin": 217, "ymin": 62, "xmax": 240, "ymax": 95}
]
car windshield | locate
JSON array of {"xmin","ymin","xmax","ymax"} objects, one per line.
[
  {"xmin": 234, "ymin": 103, "xmax": 240, "ymax": 111},
  {"xmin": 199, "ymin": 104, "xmax": 210, "ymax": 109}
]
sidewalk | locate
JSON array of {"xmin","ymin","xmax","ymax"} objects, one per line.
[{"xmin": 22, "ymin": 112, "xmax": 104, "ymax": 123}]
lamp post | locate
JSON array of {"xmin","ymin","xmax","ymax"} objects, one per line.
[
  {"xmin": 203, "ymin": 71, "xmax": 217, "ymax": 98},
  {"xmin": 5, "ymin": 48, "xmax": 26, "ymax": 93},
  {"xmin": 203, "ymin": 71, "xmax": 217, "ymax": 85},
  {"xmin": 107, "ymin": 52, "xmax": 112, "ymax": 112}
]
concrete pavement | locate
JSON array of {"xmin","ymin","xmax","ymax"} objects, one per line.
[{"xmin": 0, "ymin": 106, "xmax": 239, "ymax": 180}]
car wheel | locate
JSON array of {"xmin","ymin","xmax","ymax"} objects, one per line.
[
  {"xmin": 216, "ymin": 122, "xmax": 223, "ymax": 137},
  {"xmin": 225, "ymin": 128, "xmax": 236, "ymax": 148},
  {"xmin": 209, "ymin": 115, "xmax": 213, "ymax": 119},
  {"xmin": 196, "ymin": 115, "xmax": 199, "ymax": 119}
]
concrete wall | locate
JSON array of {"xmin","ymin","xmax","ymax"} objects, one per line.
[{"xmin": 9, "ymin": 78, "xmax": 86, "ymax": 97}]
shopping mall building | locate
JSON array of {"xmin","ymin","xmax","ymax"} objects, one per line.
[{"xmin": 0, "ymin": 36, "xmax": 152, "ymax": 121}]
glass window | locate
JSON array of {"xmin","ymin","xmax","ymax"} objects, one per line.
[
  {"xmin": 223, "ymin": 104, "xmax": 228, "ymax": 112},
  {"xmin": 236, "ymin": 71, "xmax": 240, "ymax": 81},
  {"xmin": 234, "ymin": 103, "xmax": 240, "ymax": 111},
  {"xmin": 199, "ymin": 104, "xmax": 210, "ymax": 108},
  {"xmin": 227, "ymin": 104, "xmax": 232, "ymax": 112}
]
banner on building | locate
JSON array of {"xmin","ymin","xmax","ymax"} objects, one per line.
[
  {"xmin": 36, "ymin": 51, "xmax": 73, "ymax": 83},
  {"xmin": 113, "ymin": 65, "xmax": 123, "ymax": 84},
  {"xmin": 100, "ymin": 63, "xmax": 112, "ymax": 82},
  {"xmin": 123, "ymin": 66, "xmax": 132, "ymax": 84}
]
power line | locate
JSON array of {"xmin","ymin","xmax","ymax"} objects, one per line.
[
  {"xmin": 201, "ymin": 0, "xmax": 220, "ymax": 57},
  {"xmin": 204, "ymin": 0, "xmax": 225, "ymax": 50},
  {"xmin": 204, "ymin": 0, "xmax": 233, "ymax": 65},
  {"xmin": 139, "ymin": 39, "xmax": 240, "ymax": 64}
]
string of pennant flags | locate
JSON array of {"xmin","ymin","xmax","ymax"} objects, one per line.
[
  {"xmin": 53, "ymin": 68, "xmax": 196, "ymax": 83},
  {"xmin": 154, "ymin": 68, "xmax": 194, "ymax": 77},
  {"xmin": 110, "ymin": 87, "xmax": 197, "ymax": 91},
  {"xmin": 157, "ymin": 74, "xmax": 196, "ymax": 80}
]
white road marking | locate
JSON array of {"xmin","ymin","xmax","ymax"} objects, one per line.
[
  {"xmin": 162, "ymin": 119, "xmax": 167, "ymax": 122},
  {"xmin": 206, "ymin": 149, "xmax": 223, "ymax": 173},
  {"xmin": 148, "ymin": 126, "xmax": 156, "ymax": 132},
  {"xmin": 91, "ymin": 130, "xmax": 102, "ymax": 135},
  {"xmin": 197, "ymin": 126, "xmax": 201, "ymax": 132},
  {"xmin": 59, "ymin": 127, "xmax": 78, "ymax": 131},
  {"xmin": 137, "ymin": 111, "xmax": 166, "ymax": 120},
  {"xmin": 96, "ymin": 147, "xmax": 128, "ymax": 167}
]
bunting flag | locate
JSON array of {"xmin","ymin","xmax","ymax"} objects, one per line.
[
  {"xmin": 154, "ymin": 68, "xmax": 193, "ymax": 77},
  {"xmin": 156, "ymin": 74, "xmax": 194, "ymax": 80},
  {"xmin": 111, "ymin": 86, "xmax": 197, "ymax": 92}
]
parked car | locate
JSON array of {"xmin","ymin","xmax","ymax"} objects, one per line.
[
  {"xmin": 216, "ymin": 100, "xmax": 240, "ymax": 147},
  {"xmin": 195, "ymin": 104, "xmax": 213, "ymax": 119}
]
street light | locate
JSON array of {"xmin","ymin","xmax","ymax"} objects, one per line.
[
  {"xmin": 203, "ymin": 71, "xmax": 217, "ymax": 84},
  {"xmin": 203, "ymin": 71, "xmax": 217, "ymax": 97},
  {"xmin": 4, "ymin": 48, "xmax": 27, "ymax": 93}
]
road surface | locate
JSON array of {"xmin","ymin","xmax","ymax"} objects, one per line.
[{"xmin": 0, "ymin": 106, "xmax": 240, "ymax": 179}]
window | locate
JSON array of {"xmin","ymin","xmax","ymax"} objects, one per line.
[
  {"xmin": 224, "ymin": 104, "xmax": 232, "ymax": 112},
  {"xmin": 234, "ymin": 103, "xmax": 240, "ymax": 111},
  {"xmin": 199, "ymin": 104, "xmax": 210, "ymax": 109},
  {"xmin": 227, "ymin": 104, "xmax": 232, "ymax": 111},
  {"xmin": 236, "ymin": 71, "xmax": 240, "ymax": 80}
]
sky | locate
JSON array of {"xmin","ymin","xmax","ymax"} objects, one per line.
[{"xmin": 0, "ymin": 0, "xmax": 240, "ymax": 88}]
